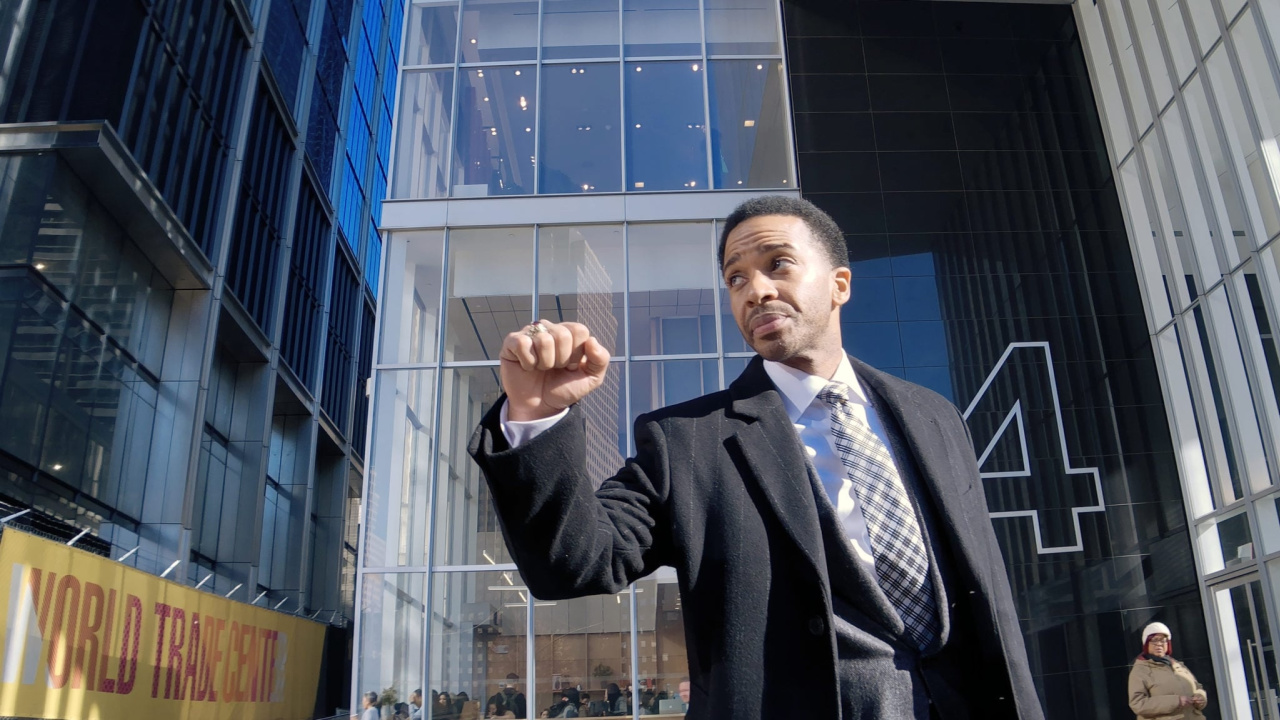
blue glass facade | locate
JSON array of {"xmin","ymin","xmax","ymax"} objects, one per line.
[{"xmin": 0, "ymin": 0, "xmax": 403, "ymax": 714}]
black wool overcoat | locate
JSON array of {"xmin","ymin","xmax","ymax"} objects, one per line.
[{"xmin": 468, "ymin": 356, "xmax": 1042, "ymax": 719}]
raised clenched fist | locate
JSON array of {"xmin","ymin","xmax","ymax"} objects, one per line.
[{"xmin": 498, "ymin": 320, "xmax": 610, "ymax": 422}]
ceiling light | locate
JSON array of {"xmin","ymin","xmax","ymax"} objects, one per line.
[
  {"xmin": 634, "ymin": 182, "xmax": 644, "ymax": 188},
  {"xmin": 689, "ymin": 180, "xmax": 696, "ymax": 187},
  {"xmin": 483, "ymin": 96, "xmax": 489, "ymax": 101},
  {"xmin": 757, "ymin": 64, "xmax": 763, "ymax": 70},
  {"xmin": 52, "ymin": 464, "xmax": 62, "ymax": 471},
  {"xmin": 470, "ymin": 38, "xmax": 477, "ymax": 43},
  {"xmin": 571, "ymin": 68, "xmax": 577, "ymax": 74},
  {"xmin": 635, "ymin": 66, "xmax": 642, "ymax": 72},
  {"xmin": 579, "ymin": 67, "xmax": 586, "ymax": 73},
  {"xmin": 477, "ymin": 71, "xmax": 484, "ymax": 77},
  {"xmin": 525, "ymin": 127, "xmax": 531, "ymax": 132},
  {"xmin": 782, "ymin": 179, "xmax": 788, "ymax": 184},
  {"xmin": 635, "ymin": 123, "xmax": 641, "ymax": 128},
  {"xmin": 514, "ymin": 70, "xmax": 522, "ymax": 75},
  {"xmin": 692, "ymin": 63, "xmax": 699, "ymax": 71},
  {"xmin": 34, "ymin": 263, "xmax": 45, "ymax": 270},
  {"xmin": 743, "ymin": 120, "xmax": 755, "ymax": 127},
  {"xmin": 583, "ymin": 184, "xmax": 590, "ymax": 190},
  {"xmin": 737, "ymin": 180, "xmax": 743, "ymax": 185},
  {"xmin": 520, "ymin": 96, "xmax": 528, "ymax": 108},
  {"xmin": 491, "ymin": 129, "xmax": 497, "ymax": 135}
]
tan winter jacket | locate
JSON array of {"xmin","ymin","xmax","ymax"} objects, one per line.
[{"xmin": 1128, "ymin": 656, "xmax": 1208, "ymax": 719}]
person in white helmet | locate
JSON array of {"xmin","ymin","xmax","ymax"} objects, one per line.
[{"xmin": 1128, "ymin": 622, "xmax": 1209, "ymax": 719}]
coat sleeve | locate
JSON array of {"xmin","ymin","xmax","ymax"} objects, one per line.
[
  {"xmin": 1128, "ymin": 665, "xmax": 1182, "ymax": 717},
  {"xmin": 468, "ymin": 399, "xmax": 673, "ymax": 599}
]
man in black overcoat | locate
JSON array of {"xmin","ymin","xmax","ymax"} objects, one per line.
[{"xmin": 468, "ymin": 196, "xmax": 1044, "ymax": 720}]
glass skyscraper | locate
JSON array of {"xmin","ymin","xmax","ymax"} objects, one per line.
[
  {"xmin": 0, "ymin": 0, "xmax": 402, "ymax": 715},
  {"xmin": 362, "ymin": 0, "xmax": 1280, "ymax": 719}
]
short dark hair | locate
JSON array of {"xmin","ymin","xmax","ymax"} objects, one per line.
[{"xmin": 718, "ymin": 195, "xmax": 848, "ymax": 272}]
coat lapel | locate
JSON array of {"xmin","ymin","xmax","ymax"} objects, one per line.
[
  {"xmin": 724, "ymin": 358, "xmax": 903, "ymax": 637},
  {"xmin": 724, "ymin": 358, "xmax": 826, "ymax": 580},
  {"xmin": 850, "ymin": 358, "xmax": 989, "ymax": 595}
]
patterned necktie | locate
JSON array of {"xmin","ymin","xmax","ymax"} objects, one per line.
[{"xmin": 818, "ymin": 381, "xmax": 939, "ymax": 648}]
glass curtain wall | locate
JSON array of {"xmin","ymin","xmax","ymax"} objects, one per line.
[
  {"xmin": 360, "ymin": 222, "xmax": 757, "ymax": 716},
  {"xmin": 371, "ymin": 0, "xmax": 791, "ymax": 713},
  {"xmin": 391, "ymin": 0, "xmax": 795, "ymax": 199},
  {"xmin": 1080, "ymin": 0, "xmax": 1280, "ymax": 717}
]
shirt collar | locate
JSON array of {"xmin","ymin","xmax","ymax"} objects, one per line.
[{"xmin": 762, "ymin": 355, "xmax": 867, "ymax": 421}]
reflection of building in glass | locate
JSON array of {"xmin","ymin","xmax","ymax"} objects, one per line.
[
  {"xmin": 569, "ymin": 237, "xmax": 626, "ymax": 482},
  {"xmin": 359, "ymin": 0, "xmax": 1280, "ymax": 719}
]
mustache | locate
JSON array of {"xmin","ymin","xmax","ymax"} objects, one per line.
[{"xmin": 747, "ymin": 305, "xmax": 792, "ymax": 325}]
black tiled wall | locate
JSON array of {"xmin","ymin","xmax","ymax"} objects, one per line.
[{"xmin": 784, "ymin": 1, "xmax": 1213, "ymax": 717}]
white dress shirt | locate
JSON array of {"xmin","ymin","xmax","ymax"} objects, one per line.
[
  {"xmin": 499, "ymin": 356, "xmax": 903, "ymax": 571},
  {"xmin": 761, "ymin": 356, "xmax": 899, "ymax": 571}
]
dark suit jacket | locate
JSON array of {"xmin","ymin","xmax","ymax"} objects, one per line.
[{"xmin": 469, "ymin": 356, "xmax": 1042, "ymax": 719}]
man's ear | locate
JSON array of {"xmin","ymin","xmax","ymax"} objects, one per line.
[{"xmin": 832, "ymin": 266, "xmax": 852, "ymax": 306}]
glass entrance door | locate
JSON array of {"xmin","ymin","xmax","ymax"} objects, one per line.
[{"xmin": 1213, "ymin": 576, "xmax": 1280, "ymax": 720}]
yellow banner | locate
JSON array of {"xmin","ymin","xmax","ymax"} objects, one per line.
[{"xmin": 0, "ymin": 530, "xmax": 325, "ymax": 720}]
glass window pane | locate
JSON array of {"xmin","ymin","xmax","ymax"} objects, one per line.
[
  {"xmin": 364, "ymin": 370, "xmax": 437, "ymax": 568},
  {"xmin": 626, "ymin": 61, "xmax": 708, "ymax": 191},
  {"xmin": 393, "ymin": 69, "xmax": 455, "ymax": 199},
  {"xmin": 357, "ymin": 573, "xmax": 426, "ymax": 710},
  {"xmin": 407, "ymin": 1, "xmax": 460, "ymax": 66},
  {"xmin": 714, "ymin": 220, "xmax": 751, "ymax": 353},
  {"xmin": 720, "ymin": 288, "xmax": 750, "ymax": 353},
  {"xmin": 708, "ymin": 60, "xmax": 793, "ymax": 189},
  {"xmin": 635, "ymin": 568, "xmax": 688, "ymax": 714},
  {"xmin": 542, "ymin": 0, "xmax": 619, "ymax": 60},
  {"xmin": 1078, "ymin": 4, "xmax": 1132, "ymax": 157},
  {"xmin": 1154, "ymin": 0, "xmax": 1196, "ymax": 82},
  {"xmin": 1230, "ymin": 8, "xmax": 1280, "ymax": 240},
  {"xmin": 443, "ymin": 227, "xmax": 534, "ymax": 361},
  {"xmin": 1205, "ymin": 45, "xmax": 1280, "ymax": 245},
  {"xmin": 1118, "ymin": 158, "xmax": 1174, "ymax": 327},
  {"xmin": 1260, "ymin": 495, "xmax": 1280, "ymax": 554},
  {"xmin": 627, "ymin": 223, "xmax": 717, "ymax": 356},
  {"xmin": 434, "ymin": 366, "xmax": 509, "ymax": 566},
  {"xmin": 1155, "ymin": 325, "xmax": 1215, "ymax": 517},
  {"xmin": 460, "ymin": 0, "xmax": 539, "ymax": 62},
  {"xmin": 1183, "ymin": 73, "xmax": 1258, "ymax": 264},
  {"xmin": 538, "ymin": 63, "xmax": 622, "ymax": 194},
  {"xmin": 623, "ymin": 0, "xmax": 700, "ymax": 58},
  {"xmin": 453, "ymin": 66, "xmax": 538, "ymax": 196},
  {"xmin": 630, "ymin": 359, "xmax": 719, "ymax": 428},
  {"xmin": 1129, "ymin": 0, "xmax": 1173, "ymax": 110},
  {"xmin": 536, "ymin": 225, "xmax": 626, "ymax": 355},
  {"xmin": 1200, "ymin": 509, "xmax": 1254, "ymax": 573},
  {"xmin": 381, "ymin": 231, "xmax": 445, "ymax": 364},
  {"xmin": 704, "ymin": 0, "xmax": 780, "ymax": 56},
  {"xmin": 429, "ymin": 571, "xmax": 529, "ymax": 717},
  {"xmin": 1235, "ymin": 266, "xmax": 1280, "ymax": 485},
  {"xmin": 1184, "ymin": 0, "xmax": 1220, "ymax": 57},
  {"xmin": 1105, "ymin": 0, "xmax": 1152, "ymax": 135},
  {"xmin": 1186, "ymin": 303, "xmax": 1246, "ymax": 503},
  {"xmin": 1145, "ymin": 116, "xmax": 1221, "ymax": 301},
  {"xmin": 1206, "ymin": 287, "xmax": 1272, "ymax": 494},
  {"xmin": 532, "ymin": 590, "xmax": 634, "ymax": 717}
]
